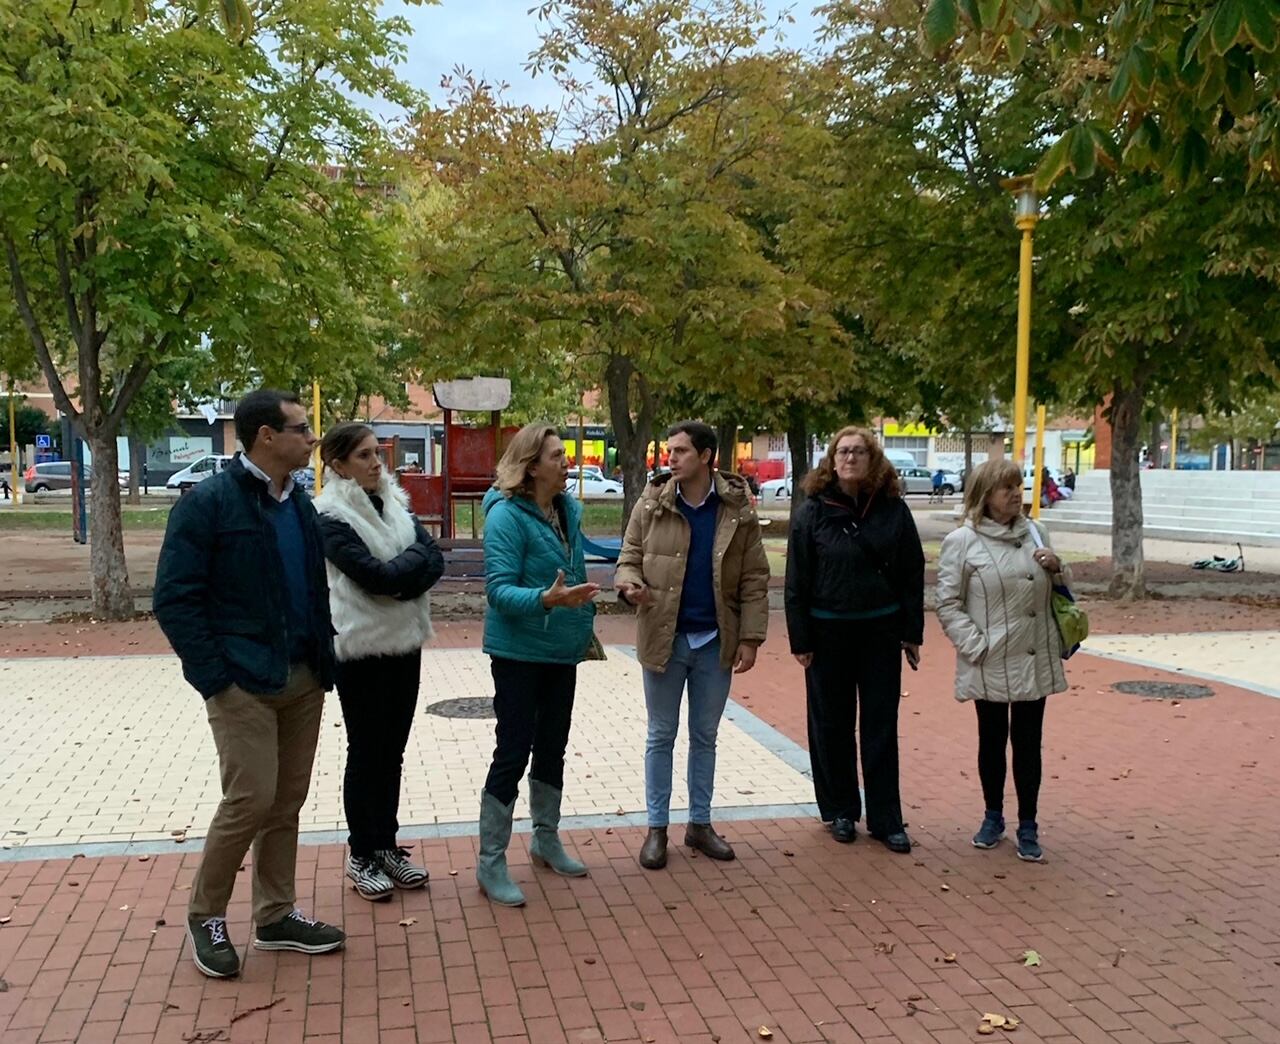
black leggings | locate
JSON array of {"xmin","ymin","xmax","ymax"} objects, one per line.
[
  {"xmin": 484, "ymin": 657, "xmax": 577, "ymax": 806},
  {"xmin": 336, "ymin": 651, "xmax": 422, "ymax": 857},
  {"xmin": 975, "ymin": 698, "xmax": 1046, "ymax": 823}
]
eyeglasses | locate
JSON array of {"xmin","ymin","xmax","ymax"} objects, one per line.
[
  {"xmin": 277, "ymin": 422, "xmax": 313, "ymax": 435},
  {"xmin": 835, "ymin": 447, "xmax": 869, "ymax": 459}
]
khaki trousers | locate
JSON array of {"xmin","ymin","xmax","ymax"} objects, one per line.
[{"xmin": 189, "ymin": 665, "xmax": 325, "ymax": 927}]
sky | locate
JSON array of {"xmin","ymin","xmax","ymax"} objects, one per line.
[{"xmin": 376, "ymin": 0, "xmax": 828, "ymax": 119}]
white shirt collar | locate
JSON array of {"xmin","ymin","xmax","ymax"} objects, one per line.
[
  {"xmin": 240, "ymin": 453, "xmax": 295, "ymax": 502},
  {"xmin": 676, "ymin": 476, "xmax": 716, "ymax": 510}
]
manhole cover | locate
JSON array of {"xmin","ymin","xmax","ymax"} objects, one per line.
[
  {"xmin": 1112, "ymin": 680, "xmax": 1213, "ymax": 700},
  {"xmin": 425, "ymin": 697, "xmax": 495, "ymax": 719}
]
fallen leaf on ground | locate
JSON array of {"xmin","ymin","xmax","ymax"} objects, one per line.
[
  {"xmin": 449, "ymin": 870, "xmax": 458, "ymax": 876},
  {"xmin": 873, "ymin": 941, "xmax": 895, "ymax": 955},
  {"xmin": 940, "ymin": 884, "xmax": 950, "ymax": 892},
  {"xmin": 1022, "ymin": 950, "xmax": 1042, "ymax": 967},
  {"xmin": 782, "ymin": 850, "xmax": 795, "ymax": 857},
  {"xmin": 943, "ymin": 952, "xmax": 957, "ymax": 963},
  {"xmin": 757, "ymin": 1027, "xmax": 773, "ymax": 1039},
  {"xmin": 1105, "ymin": 890, "xmax": 1118, "ymax": 897},
  {"xmin": 398, "ymin": 918, "xmax": 416, "ymax": 927},
  {"xmin": 978, "ymin": 1024, "xmax": 996, "ymax": 1035}
]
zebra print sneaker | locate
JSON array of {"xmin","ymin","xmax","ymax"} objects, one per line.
[
  {"xmin": 345, "ymin": 853, "xmax": 394, "ymax": 901},
  {"xmin": 375, "ymin": 847, "xmax": 429, "ymax": 889}
]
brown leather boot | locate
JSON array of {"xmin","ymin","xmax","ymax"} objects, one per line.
[
  {"xmin": 639, "ymin": 828, "xmax": 668, "ymax": 870},
  {"xmin": 684, "ymin": 823, "xmax": 735, "ymax": 861}
]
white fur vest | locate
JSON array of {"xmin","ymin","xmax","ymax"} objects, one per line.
[{"xmin": 313, "ymin": 472, "xmax": 434, "ymax": 662}]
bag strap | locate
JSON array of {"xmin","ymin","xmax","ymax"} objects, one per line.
[{"xmin": 1027, "ymin": 521, "xmax": 1046, "ymax": 550}]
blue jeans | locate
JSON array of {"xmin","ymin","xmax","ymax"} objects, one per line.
[{"xmin": 643, "ymin": 635, "xmax": 733, "ymax": 828}]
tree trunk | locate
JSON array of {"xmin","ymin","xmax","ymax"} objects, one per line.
[
  {"xmin": 85, "ymin": 429, "xmax": 135, "ymax": 618},
  {"xmin": 786, "ymin": 404, "xmax": 810, "ymax": 529},
  {"xmin": 126, "ymin": 433, "xmax": 143, "ymax": 506},
  {"xmin": 605, "ymin": 352, "xmax": 655, "ymax": 534},
  {"xmin": 716, "ymin": 420, "xmax": 736, "ymax": 473},
  {"xmin": 1108, "ymin": 380, "xmax": 1146, "ymax": 600},
  {"xmin": 963, "ymin": 430, "xmax": 974, "ymax": 476},
  {"xmin": 1148, "ymin": 418, "xmax": 1162, "ymax": 470}
]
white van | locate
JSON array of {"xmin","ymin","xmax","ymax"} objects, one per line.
[
  {"xmin": 167, "ymin": 454, "xmax": 233, "ymax": 490},
  {"xmin": 884, "ymin": 449, "xmax": 918, "ymax": 471}
]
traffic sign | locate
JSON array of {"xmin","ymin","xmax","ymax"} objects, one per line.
[{"xmin": 35, "ymin": 434, "xmax": 51, "ymax": 449}]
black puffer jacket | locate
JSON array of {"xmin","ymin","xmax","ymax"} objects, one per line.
[{"xmin": 784, "ymin": 483, "xmax": 925, "ymax": 653}]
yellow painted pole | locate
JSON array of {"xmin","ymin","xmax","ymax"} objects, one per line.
[
  {"xmin": 1030, "ymin": 403, "xmax": 1046, "ymax": 520},
  {"xmin": 7, "ymin": 380, "xmax": 22, "ymax": 506},
  {"xmin": 1012, "ymin": 221, "xmax": 1035, "ymax": 465},
  {"xmin": 578, "ymin": 411, "xmax": 586, "ymax": 502},
  {"xmin": 1170, "ymin": 408, "xmax": 1179, "ymax": 470},
  {"xmin": 312, "ymin": 379, "xmax": 323, "ymax": 494}
]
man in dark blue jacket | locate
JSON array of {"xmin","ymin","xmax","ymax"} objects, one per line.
[{"xmin": 154, "ymin": 389, "xmax": 343, "ymax": 978}]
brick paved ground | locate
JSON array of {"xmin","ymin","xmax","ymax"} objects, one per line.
[{"xmin": 2, "ymin": 610, "xmax": 1279, "ymax": 1043}]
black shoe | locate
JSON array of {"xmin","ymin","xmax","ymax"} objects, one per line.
[
  {"xmin": 684, "ymin": 823, "xmax": 735, "ymax": 861},
  {"xmin": 873, "ymin": 831, "xmax": 912, "ymax": 854},
  {"xmin": 830, "ymin": 817, "xmax": 857, "ymax": 844},
  {"xmin": 187, "ymin": 916, "xmax": 240, "ymax": 978},
  {"xmin": 253, "ymin": 909, "xmax": 345, "ymax": 954},
  {"xmin": 639, "ymin": 828, "xmax": 668, "ymax": 870}
]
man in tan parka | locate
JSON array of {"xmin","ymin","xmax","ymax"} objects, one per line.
[{"xmin": 615, "ymin": 421, "xmax": 770, "ymax": 870}]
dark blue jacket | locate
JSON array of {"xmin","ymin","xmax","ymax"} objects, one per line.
[{"xmin": 154, "ymin": 455, "xmax": 337, "ymax": 699}]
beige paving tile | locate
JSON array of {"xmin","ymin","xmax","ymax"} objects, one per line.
[
  {"xmin": 0, "ymin": 647, "xmax": 812, "ymax": 847},
  {"xmin": 1086, "ymin": 630, "xmax": 1280, "ymax": 697}
]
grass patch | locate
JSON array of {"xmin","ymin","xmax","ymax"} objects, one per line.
[{"xmin": 0, "ymin": 508, "xmax": 173, "ymax": 530}]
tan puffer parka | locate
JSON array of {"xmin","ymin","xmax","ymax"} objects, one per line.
[{"xmin": 615, "ymin": 471, "xmax": 770, "ymax": 673}]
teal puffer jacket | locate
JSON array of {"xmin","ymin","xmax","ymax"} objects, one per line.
[{"xmin": 482, "ymin": 486, "xmax": 596, "ymax": 664}]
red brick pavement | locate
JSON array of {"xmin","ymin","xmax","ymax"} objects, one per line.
[{"xmin": 1, "ymin": 612, "xmax": 1279, "ymax": 1043}]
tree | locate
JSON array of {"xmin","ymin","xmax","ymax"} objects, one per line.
[
  {"xmin": 1, "ymin": 0, "xmax": 422, "ymax": 617},
  {"xmin": 1038, "ymin": 166, "xmax": 1280, "ymax": 596},
  {"xmin": 0, "ymin": 396, "xmax": 51, "ymax": 450},
  {"xmin": 920, "ymin": 0, "xmax": 1280, "ymax": 186},
  {"xmin": 409, "ymin": 1, "xmax": 847, "ymax": 524}
]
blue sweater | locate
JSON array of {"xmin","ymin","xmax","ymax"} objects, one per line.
[
  {"xmin": 265, "ymin": 496, "xmax": 313, "ymax": 663},
  {"xmin": 676, "ymin": 488, "xmax": 719, "ymax": 634}
]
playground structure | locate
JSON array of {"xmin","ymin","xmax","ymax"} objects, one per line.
[{"xmin": 399, "ymin": 377, "xmax": 513, "ymax": 540}]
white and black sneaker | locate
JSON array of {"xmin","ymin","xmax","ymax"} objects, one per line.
[
  {"xmin": 375, "ymin": 846, "xmax": 429, "ymax": 889},
  {"xmin": 345, "ymin": 852, "xmax": 394, "ymax": 901}
]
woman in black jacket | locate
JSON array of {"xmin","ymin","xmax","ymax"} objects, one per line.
[
  {"xmin": 314, "ymin": 423, "xmax": 445, "ymax": 900},
  {"xmin": 784, "ymin": 427, "xmax": 925, "ymax": 853}
]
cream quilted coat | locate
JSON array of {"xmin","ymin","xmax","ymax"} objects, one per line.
[{"xmin": 935, "ymin": 516, "xmax": 1068, "ymax": 703}]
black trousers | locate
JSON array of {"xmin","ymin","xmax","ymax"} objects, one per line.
[
  {"xmin": 336, "ymin": 650, "xmax": 422, "ymax": 857},
  {"xmin": 974, "ymin": 698, "xmax": 1046, "ymax": 822},
  {"xmin": 805, "ymin": 616, "xmax": 904, "ymax": 836},
  {"xmin": 484, "ymin": 657, "xmax": 577, "ymax": 806}
]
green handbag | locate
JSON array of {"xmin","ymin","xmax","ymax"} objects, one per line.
[{"xmin": 1031, "ymin": 523, "xmax": 1088, "ymax": 658}]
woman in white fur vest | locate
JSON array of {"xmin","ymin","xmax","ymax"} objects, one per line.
[
  {"xmin": 936, "ymin": 458, "xmax": 1069, "ymax": 864},
  {"xmin": 314, "ymin": 423, "xmax": 444, "ymax": 901}
]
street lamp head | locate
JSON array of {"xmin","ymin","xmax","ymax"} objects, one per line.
[{"xmin": 1000, "ymin": 175, "xmax": 1039, "ymax": 227}]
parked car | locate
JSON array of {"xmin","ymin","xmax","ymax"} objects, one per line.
[
  {"xmin": 23, "ymin": 461, "xmax": 127, "ymax": 493},
  {"xmin": 569, "ymin": 465, "xmax": 606, "ymax": 483},
  {"xmin": 760, "ymin": 477, "xmax": 793, "ymax": 500},
  {"xmin": 166, "ymin": 455, "xmax": 233, "ymax": 490},
  {"xmin": 291, "ymin": 466, "xmax": 316, "ymax": 492},
  {"xmin": 1022, "ymin": 466, "xmax": 1065, "ymax": 491},
  {"xmin": 566, "ymin": 472, "xmax": 624, "ymax": 498},
  {"xmin": 898, "ymin": 467, "xmax": 961, "ymax": 496}
]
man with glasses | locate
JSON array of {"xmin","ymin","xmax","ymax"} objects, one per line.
[{"xmin": 155, "ymin": 389, "xmax": 344, "ymax": 978}]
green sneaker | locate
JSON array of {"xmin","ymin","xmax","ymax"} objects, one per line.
[
  {"xmin": 187, "ymin": 916, "xmax": 240, "ymax": 978},
  {"xmin": 253, "ymin": 909, "xmax": 345, "ymax": 954}
]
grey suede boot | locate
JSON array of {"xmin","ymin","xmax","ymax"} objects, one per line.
[
  {"xmin": 528, "ymin": 779, "xmax": 588, "ymax": 878},
  {"xmin": 476, "ymin": 790, "xmax": 526, "ymax": 907}
]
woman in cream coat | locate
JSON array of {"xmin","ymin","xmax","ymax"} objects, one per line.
[
  {"xmin": 936, "ymin": 459, "xmax": 1067, "ymax": 862},
  {"xmin": 314, "ymin": 423, "xmax": 444, "ymax": 900}
]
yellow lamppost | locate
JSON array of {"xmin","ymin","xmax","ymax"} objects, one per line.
[
  {"xmin": 1030, "ymin": 404, "xmax": 1047, "ymax": 520},
  {"xmin": 312, "ymin": 379, "xmax": 323, "ymax": 494},
  {"xmin": 7, "ymin": 379, "xmax": 22, "ymax": 505},
  {"xmin": 1001, "ymin": 175, "xmax": 1040, "ymax": 465},
  {"xmin": 1169, "ymin": 408, "xmax": 1179, "ymax": 470}
]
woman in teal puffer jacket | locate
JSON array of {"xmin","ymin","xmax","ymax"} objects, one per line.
[{"xmin": 476, "ymin": 423, "xmax": 601, "ymax": 907}]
